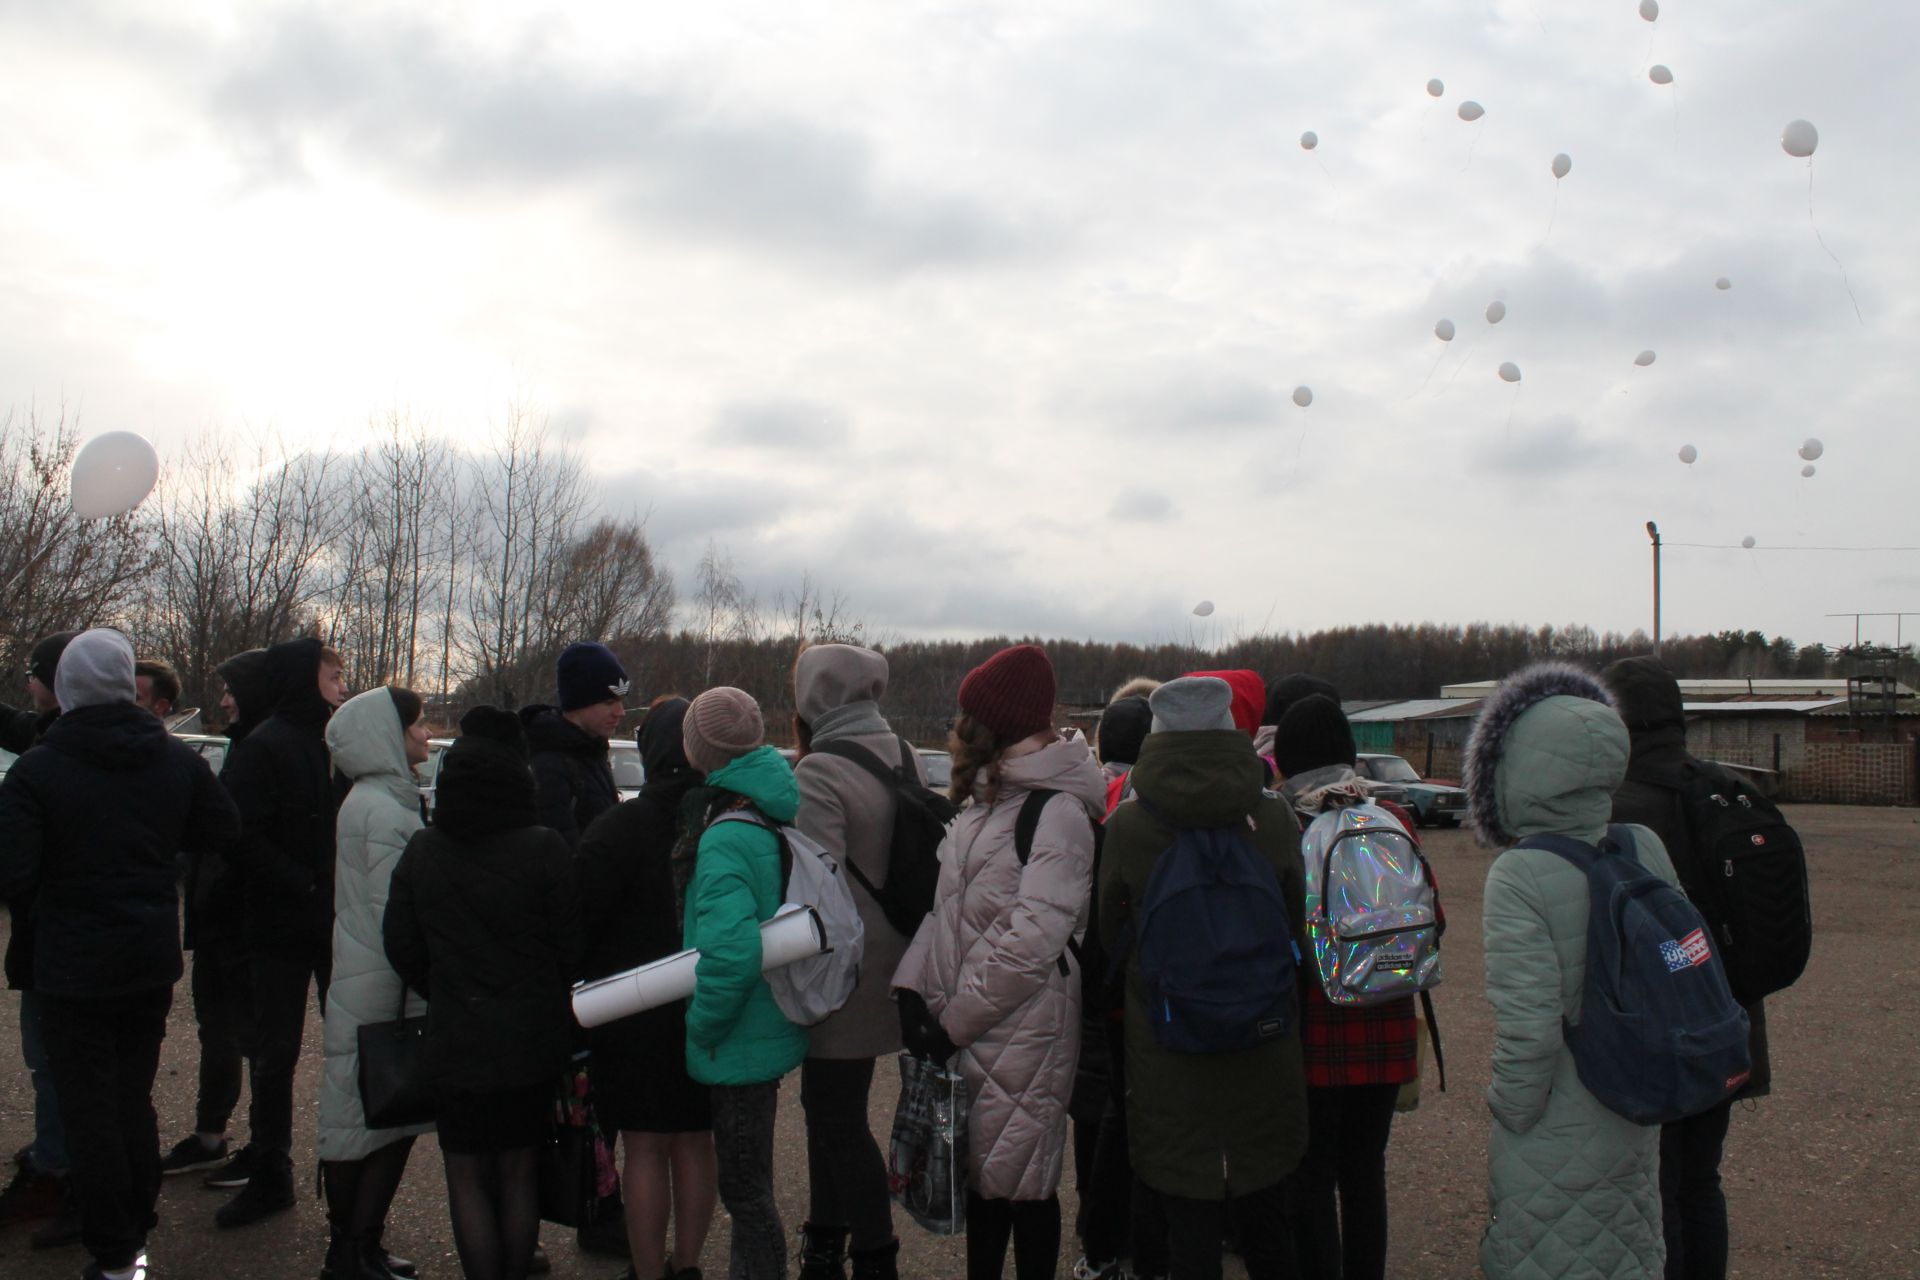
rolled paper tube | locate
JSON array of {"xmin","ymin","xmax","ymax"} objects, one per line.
[{"xmin": 571, "ymin": 903, "xmax": 828, "ymax": 1028}]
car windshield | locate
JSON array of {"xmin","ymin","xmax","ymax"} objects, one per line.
[
  {"xmin": 1365, "ymin": 756, "xmax": 1422, "ymax": 784},
  {"xmin": 920, "ymin": 751, "xmax": 953, "ymax": 789},
  {"xmin": 611, "ymin": 744, "xmax": 645, "ymax": 791}
]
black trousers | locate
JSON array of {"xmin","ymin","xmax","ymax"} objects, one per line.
[
  {"xmin": 1159, "ymin": 1180, "xmax": 1293, "ymax": 1280},
  {"xmin": 1287, "ymin": 1082, "xmax": 1399, "ymax": 1280},
  {"xmin": 40, "ymin": 986, "xmax": 174, "ymax": 1270},
  {"xmin": 800, "ymin": 1057, "xmax": 894, "ymax": 1252},
  {"xmin": 189, "ymin": 940, "xmax": 252, "ymax": 1135},
  {"xmin": 1660, "ymin": 1099, "xmax": 1733, "ymax": 1280},
  {"xmin": 247, "ymin": 951, "xmax": 329, "ymax": 1157}
]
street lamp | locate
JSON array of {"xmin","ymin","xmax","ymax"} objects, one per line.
[{"xmin": 1646, "ymin": 521, "xmax": 1662, "ymax": 658}]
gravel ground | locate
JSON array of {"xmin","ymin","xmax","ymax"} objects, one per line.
[{"xmin": 2, "ymin": 803, "xmax": 1916, "ymax": 1278}]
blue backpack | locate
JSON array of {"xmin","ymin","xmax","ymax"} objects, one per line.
[
  {"xmin": 1120, "ymin": 797, "xmax": 1299, "ymax": 1054},
  {"xmin": 1517, "ymin": 824, "xmax": 1752, "ymax": 1125}
]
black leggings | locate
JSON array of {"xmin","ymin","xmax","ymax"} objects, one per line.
[
  {"xmin": 442, "ymin": 1147, "xmax": 542, "ymax": 1280},
  {"xmin": 322, "ymin": 1138, "xmax": 415, "ymax": 1247},
  {"xmin": 1286, "ymin": 1083, "xmax": 1399, "ymax": 1280},
  {"xmin": 966, "ymin": 1192, "xmax": 1060, "ymax": 1280},
  {"xmin": 801, "ymin": 1057, "xmax": 894, "ymax": 1252}
]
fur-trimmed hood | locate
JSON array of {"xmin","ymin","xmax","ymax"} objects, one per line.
[{"xmin": 1463, "ymin": 662, "xmax": 1626, "ymax": 848}]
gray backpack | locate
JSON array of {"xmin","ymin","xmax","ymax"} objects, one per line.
[
  {"xmin": 1301, "ymin": 802, "xmax": 1444, "ymax": 1004},
  {"xmin": 710, "ymin": 810, "xmax": 865, "ymax": 1026}
]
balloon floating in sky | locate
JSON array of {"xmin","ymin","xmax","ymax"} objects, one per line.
[
  {"xmin": 69, "ymin": 431, "xmax": 160, "ymax": 520},
  {"xmin": 1292, "ymin": 386, "xmax": 1313, "ymax": 408},
  {"xmin": 1649, "ymin": 64, "xmax": 1673, "ymax": 85},
  {"xmin": 1551, "ymin": 152, "xmax": 1572, "ymax": 179},
  {"xmin": 1434, "ymin": 318, "xmax": 1456, "ymax": 342},
  {"xmin": 1635, "ymin": 350, "xmax": 1657, "ymax": 367},
  {"xmin": 1715, "ymin": 277, "xmax": 1732, "ymax": 290},
  {"xmin": 1741, "ymin": 536, "xmax": 1757, "ymax": 549},
  {"xmin": 1427, "ymin": 78, "xmax": 1444, "ymax": 97},
  {"xmin": 1798, "ymin": 437, "xmax": 1824, "ymax": 461},
  {"xmin": 1300, "ymin": 130, "xmax": 1318, "ymax": 151},
  {"xmin": 1497, "ymin": 362, "xmax": 1522, "ymax": 383},
  {"xmin": 1457, "ymin": 100, "xmax": 1485, "ymax": 122},
  {"xmin": 1781, "ymin": 119, "xmax": 1818, "ymax": 158},
  {"xmin": 1801, "ymin": 464, "xmax": 1816, "ymax": 478},
  {"xmin": 1192, "ymin": 600, "xmax": 1216, "ymax": 618},
  {"xmin": 1678, "ymin": 445, "xmax": 1698, "ymax": 465},
  {"xmin": 1486, "ymin": 300, "xmax": 1507, "ymax": 324},
  {"xmin": 1639, "ymin": 0, "xmax": 1659, "ymax": 19}
]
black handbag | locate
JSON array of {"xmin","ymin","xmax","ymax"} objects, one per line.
[
  {"xmin": 537, "ymin": 1060, "xmax": 602, "ymax": 1227},
  {"xmin": 356, "ymin": 988, "xmax": 435, "ymax": 1129}
]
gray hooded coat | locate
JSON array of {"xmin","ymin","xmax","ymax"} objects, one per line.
[
  {"xmin": 318, "ymin": 688, "xmax": 432, "ymax": 1161},
  {"xmin": 1466, "ymin": 664, "xmax": 1678, "ymax": 1280}
]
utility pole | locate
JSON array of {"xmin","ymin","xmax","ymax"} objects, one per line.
[{"xmin": 1646, "ymin": 521, "xmax": 1662, "ymax": 658}]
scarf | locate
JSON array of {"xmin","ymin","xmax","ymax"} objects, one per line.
[
  {"xmin": 1281, "ymin": 762, "xmax": 1373, "ymax": 820},
  {"xmin": 808, "ymin": 700, "xmax": 891, "ymax": 747}
]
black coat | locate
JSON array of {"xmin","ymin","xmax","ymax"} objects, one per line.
[
  {"xmin": 0, "ymin": 700, "xmax": 53, "ymax": 755},
  {"xmin": 522, "ymin": 706, "xmax": 618, "ymax": 851},
  {"xmin": 0, "ymin": 701, "xmax": 58, "ymax": 988},
  {"xmin": 221, "ymin": 638, "xmax": 339, "ymax": 962},
  {"xmin": 0, "ymin": 703, "xmax": 240, "ymax": 997},
  {"xmin": 182, "ymin": 654, "xmax": 276, "ymax": 953},
  {"xmin": 384, "ymin": 737, "xmax": 584, "ymax": 1094}
]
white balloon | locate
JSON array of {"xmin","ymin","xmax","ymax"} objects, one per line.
[
  {"xmin": 1715, "ymin": 277, "xmax": 1732, "ymax": 290},
  {"xmin": 1801, "ymin": 464, "xmax": 1816, "ymax": 478},
  {"xmin": 1741, "ymin": 535, "xmax": 1757, "ymax": 549},
  {"xmin": 1781, "ymin": 118, "xmax": 1818, "ymax": 158},
  {"xmin": 1292, "ymin": 386, "xmax": 1313, "ymax": 408},
  {"xmin": 1639, "ymin": 0, "xmax": 1659, "ymax": 19},
  {"xmin": 1649, "ymin": 64, "xmax": 1673, "ymax": 85},
  {"xmin": 1427, "ymin": 78, "xmax": 1444, "ymax": 97},
  {"xmin": 69, "ymin": 431, "xmax": 160, "ymax": 520},
  {"xmin": 1434, "ymin": 318, "xmax": 1456, "ymax": 342},
  {"xmin": 1551, "ymin": 152, "xmax": 1571, "ymax": 179},
  {"xmin": 1192, "ymin": 600, "xmax": 1216, "ymax": 617},
  {"xmin": 1300, "ymin": 130, "xmax": 1318, "ymax": 151},
  {"xmin": 1798, "ymin": 437, "xmax": 1824, "ymax": 461},
  {"xmin": 1486, "ymin": 300, "xmax": 1507, "ymax": 324},
  {"xmin": 1457, "ymin": 100, "xmax": 1484, "ymax": 122},
  {"xmin": 1497, "ymin": 362, "xmax": 1522, "ymax": 383},
  {"xmin": 1678, "ymin": 444, "xmax": 1698, "ymax": 465},
  {"xmin": 1635, "ymin": 349, "xmax": 1657, "ymax": 367}
]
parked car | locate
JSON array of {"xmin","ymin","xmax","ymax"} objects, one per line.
[
  {"xmin": 0, "ymin": 747, "xmax": 14, "ymax": 783},
  {"xmin": 417, "ymin": 736, "xmax": 643, "ymax": 820},
  {"xmin": 1354, "ymin": 753, "xmax": 1467, "ymax": 827},
  {"xmin": 917, "ymin": 748, "xmax": 953, "ymax": 791},
  {"xmin": 174, "ymin": 732, "xmax": 231, "ymax": 776}
]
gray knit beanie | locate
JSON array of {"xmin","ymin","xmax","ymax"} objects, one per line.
[
  {"xmin": 683, "ymin": 687, "xmax": 766, "ymax": 775},
  {"xmin": 1148, "ymin": 676, "xmax": 1236, "ymax": 733}
]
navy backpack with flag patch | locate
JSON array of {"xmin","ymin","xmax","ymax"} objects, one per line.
[{"xmin": 1517, "ymin": 823, "xmax": 1751, "ymax": 1125}]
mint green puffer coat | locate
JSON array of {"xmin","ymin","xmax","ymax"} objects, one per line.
[{"xmin": 683, "ymin": 745, "xmax": 810, "ymax": 1087}]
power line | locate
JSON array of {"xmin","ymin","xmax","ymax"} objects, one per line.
[{"xmin": 1666, "ymin": 542, "xmax": 1920, "ymax": 552}]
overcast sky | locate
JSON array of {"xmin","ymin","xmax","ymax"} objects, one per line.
[{"xmin": 3, "ymin": 0, "xmax": 1914, "ymax": 652}]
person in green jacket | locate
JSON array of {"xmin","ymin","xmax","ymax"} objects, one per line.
[
  {"xmin": 1097, "ymin": 677, "xmax": 1307, "ymax": 1280},
  {"xmin": 680, "ymin": 687, "xmax": 809, "ymax": 1280}
]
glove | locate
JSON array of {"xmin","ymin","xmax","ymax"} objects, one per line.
[{"xmin": 895, "ymin": 989, "xmax": 960, "ymax": 1064}]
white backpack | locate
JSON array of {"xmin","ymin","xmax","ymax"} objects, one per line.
[
  {"xmin": 1300, "ymin": 802, "xmax": 1443, "ymax": 1004},
  {"xmin": 710, "ymin": 811, "xmax": 865, "ymax": 1026}
]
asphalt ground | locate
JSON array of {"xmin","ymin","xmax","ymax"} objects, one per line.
[{"xmin": 2, "ymin": 803, "xmax": 1916, "ymax": 1278}]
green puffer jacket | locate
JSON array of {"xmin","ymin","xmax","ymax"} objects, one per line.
[
  {"xmin": 1098, "ymin": 728, "xmax": 1307, "ymax": 1201},
  {"xmin": 1466, "ymin": 666, "xmax": 1680, "ymax": 1280},
  {"xmin": 683, "ymin": 745, "xmax": 810, "ymax": 1087}
]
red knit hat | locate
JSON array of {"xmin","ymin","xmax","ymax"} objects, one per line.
[
  {"xmin": 958, "ymin": 644, "xmax": 1057, "ymax": 740},
  {"xmin": 1184, "ymin": 669, "xmax": 1266, "ymax": 735}
]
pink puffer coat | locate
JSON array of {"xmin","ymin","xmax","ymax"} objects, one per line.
[{"xmin": 893, "ymin": 736, "xmax": 1105, "ymax": 1201}]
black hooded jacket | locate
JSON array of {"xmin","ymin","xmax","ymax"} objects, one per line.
[
  {"xmin": 0, "ymin": 703, "xmax": 240, "ymax": 995},
  {"xmin": 220, "ymin": 637, "xmax": 339, "ymax": 961},
  {"xmin": 182, "ymin": 648, "xmax": 276, "ymax": 952},
  {"xmin": 521, "ymin": 704, "xmax": 619, "ymax": 850},
  {"xmin": 384, "ymin": 716, "xmax": 584, "ymax": 1094}
]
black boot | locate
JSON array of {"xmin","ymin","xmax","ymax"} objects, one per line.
[
  {"xmin": 321, "ymin": 1228, "xmax": 392, "ymax": 1280},
  {"xmin": 216, "ymin": 1150, "xmax": 295, "ymax": 1228},
  {"xmin": 848, "ymin": 1239, "xmax": 899, "ymax": 1280},
  {"xmin": 365, "ymin": 1235, "xmax": 416, "ymax": 1279},
  {"xmin": 798, "ymin": 1222, "xmax": 849, "ymax": 1280}
]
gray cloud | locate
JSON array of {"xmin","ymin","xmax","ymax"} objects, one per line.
[
  {"xmin": 706, "ymin": 399, "xmax": 850, "ymax": 451},
  {"xmin": 1108, "ymin": 488, "xmax": 1176, "ymax": 522},
  {"xmin": 1061, "ymin": 363, "xmax": 1287, "ymax": 435},
  {"xmin": 1475, "ymin": 413, "xmax": 1612, "ymax": 479}
]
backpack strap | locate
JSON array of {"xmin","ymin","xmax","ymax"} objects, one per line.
[
  {"xmin": 710, "ymin": 805, "xmax": 794, "ymax": 887},
  {"xmin": 1013, "ymin": 788, "xmax": 1079, "ymax": 978},
  {"xmin": 1419, "ymin": 989, "xmax": 1447, "ymax": 1093},
  {"xmin": 808, "ymin": 736, "xmax": 921, "ymax": 902}
]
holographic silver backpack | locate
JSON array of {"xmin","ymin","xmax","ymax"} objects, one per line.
[{"xmin": 1301, "ymin": 802, "xmax": 1443, "ymax": 1005}]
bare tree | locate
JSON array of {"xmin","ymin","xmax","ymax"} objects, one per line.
[{"xmin": 693, "ymin": 539, "xmax": 757, "ymax": 687}]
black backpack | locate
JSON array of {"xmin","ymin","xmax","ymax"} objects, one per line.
[
  {"xmin": 1014, "ymin": 789, "xmax": 1104, "ymax": 999},
  {"xmin": 1654, "ymin": 761, "xmax": 1812, "ymax": 1006},
  {"xmin": 811, "ymin": 737, "xmax": 957, "ymax": 937}
]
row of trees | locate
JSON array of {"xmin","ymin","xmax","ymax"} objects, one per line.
[{"xmin": 0, "ymin": 405, "xmax": 1891, "ymax": 746}]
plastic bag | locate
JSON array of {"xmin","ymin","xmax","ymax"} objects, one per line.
[{"xmin": 887, "ymin": 1054, "xmax": 970, "ymax": 1235}]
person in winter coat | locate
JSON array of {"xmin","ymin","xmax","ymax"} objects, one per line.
[
  {"xmin": 893, "ymin": 643, "xmax": 1102, "ymax": 1280},
  {"xmin": 577, "ymin": 695, "xmax": 717, "ymax": 1280},
  {"xmin": 0, "ymin": 629, "xmax": 77, "ymax": 1241},
  {"xmin": 162, "ymin": 647, "xmax": 272, "ymax": 1180},
  {"xmin": 677, "ymin": 686, "xmax": 809, "ymax": 1280},
  {"xmin": 0, "ymin": 628, "xmax": 241, "ymax": 1280},
  {"xmin": 788, "ymin": 643, "xmax": 928, "ymax": 1280},
  {"xmin": 1603, "ymin": 656, "xmax": 1770, "ymax": 1280},
  {"xmin": 317, "ymin": 686, "xmax": 435, "ymax": 1280},
  {"xmin": 1467, "ymin": 663, "xmax": 1683, "ymax": 1280},
  {"xmin": 523, "ymin": 640, "xmax": 630, "ymax": 851},
  {"xmin": 1095, "ymin": 687, "xmax": 1154, "ymax": 816},
  {"xmin": 1274, "ymin": 694, "xmax": 1423, "ymax": 1280},
  {"xmin": 1254, "ymin": 672, "xmax": 1340, "ymax": 771},
  {"xmin": 213, "ymin": 635, "xmax": 350, "ymax": 1227},
  {"xmin": 1098, "ymin": 677, "xmax": 1307, "ymax": 1280},
  {"xmin": 385, "ymin": 706, "xmax": 583, "ymax": 1280}
]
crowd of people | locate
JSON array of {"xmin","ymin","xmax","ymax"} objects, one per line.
[{"xmin": 0, "ymin": 626, "xmax": 1779, "ymax": 1280}]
